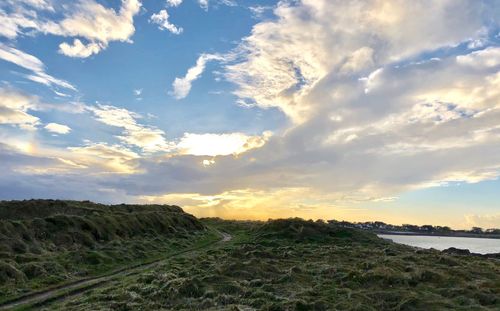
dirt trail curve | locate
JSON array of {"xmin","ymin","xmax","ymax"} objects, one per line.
[
  {"xmin": 220, "ymin": 231, "xmax": 232, "ymax": 242},
  {"xmin": 0, "ymin": 230, "xmax": 231, "ymax": 310}
]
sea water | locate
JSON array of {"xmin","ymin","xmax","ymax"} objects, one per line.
[{"xmin": 378, "ymin": 234, "xmax": 500, "ymax": 254}]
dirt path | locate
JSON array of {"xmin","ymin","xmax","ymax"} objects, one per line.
[
  {"xmin": 220, "ymin": 231, "xmax": 232, "ymax": 242},
  {"xmin": 0, "ymin": 230, "xmax": 231, "ymax": 310}
]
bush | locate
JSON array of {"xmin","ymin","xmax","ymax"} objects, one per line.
[
  {"xmin": 0, "ymin": 261, "xmax": 25, "ymax": 283},
  {"xmin": 11, "ymin": 239, "xmax": 28, "ymax": 253},
  {"xmin": 84, "ymin": 251, "xmax": 113, "ymax": 265},
  {"xmin": 256, "ymin": 218, "xmax": 380, "ymax": 244},
  {"xmin": 21, "ymin": 263, "xmax": 46, "ymax": 279}
]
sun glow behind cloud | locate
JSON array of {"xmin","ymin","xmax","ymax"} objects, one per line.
[{"xmin": 176, "ymin": 132, "xmax": 272, "ymax": 156}]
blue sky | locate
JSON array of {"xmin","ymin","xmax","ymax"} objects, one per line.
[{"xmin": 0, "ymin": 0, "xmax": 499, "ymax": 229}]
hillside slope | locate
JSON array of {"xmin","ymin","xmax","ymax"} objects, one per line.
[
  {"xmin": 0, "ymin": 200, "xmax": 209, "ymax": 301},
  {"xmin": 49, "ymin": 218, "xmax": 500, "ymax": 310}
]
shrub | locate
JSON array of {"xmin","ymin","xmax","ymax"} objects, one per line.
[
  {"xmin": 21, "ymin": 263, "xmax": 47, "ymax": 279},
  {"xmin": 0, "ymin": 261, "xmax": 25, "ymax": 283}
]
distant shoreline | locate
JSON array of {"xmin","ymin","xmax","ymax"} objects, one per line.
[{"xmin": 375, "ymin": 231, "xmax": 500, "ymax": 240}]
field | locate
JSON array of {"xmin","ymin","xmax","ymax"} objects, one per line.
[{"xmin": 0, "ymin": 201, "xmax": 499, "ymax": 310}]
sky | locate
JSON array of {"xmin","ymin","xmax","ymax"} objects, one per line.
[{"xmin": 0, "ymin": 0, "xmax": 499, "ymax": 229}]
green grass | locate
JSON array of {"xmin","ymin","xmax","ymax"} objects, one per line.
[
  {"xmin": 1, "ymin": 203, "xmax": 499, "ymax": 310},
  {"xmin": 9, "ymin": 229, "xmax": 222, "ymax": 311},
  {"xmin": 48, "ymin": 218, "xmax": 500, "ymax": 310},
  {"xmin": 0, "ymin": 200, "xmax": 208, "ymax": 302}
]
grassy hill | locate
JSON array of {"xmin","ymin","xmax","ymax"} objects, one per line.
[
  {"xmin": 255, "ymin": 218, "xmax": 382, "ymax": 244},
  {"xmin": 50, "ymin": 218, "xmax": 500, "ymax": 310},
  {"xmin": 0, "ymin": 200, "xmax": 211, "ymax": 301},
  {"xmin": 1, "ymin": 204, "xmax": 499, "ymax": 310}
]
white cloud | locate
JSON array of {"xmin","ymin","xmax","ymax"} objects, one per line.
[
  {"xmin": 0, "ymin": 44, "xmax": 76, "ymax": 90},
  {"xmin": 0, "ymin": 0, "xmax": 141, "ymax": 57},
  {"xmin": 118, "ymin": 126, "xmax": 173, "ymax": 153},
  {"xmin": 0, "ymin": 43, "xmax": 42, "ymax": 72},
  {"xmin": 166, "ymin": 0, "xmax": 183, "ymax": 7},
  {"xmin": 171, "ymin": 54, "xmax": 223, "ymax": 99},
  {"xmin": 0, "ymin": 0, "xmax": 45, "ymax": 39},
  {"xmin": 53, "ymin": 91, "xmax": 71, "ymax": 99},
  {"xmin": 68, "ymin": 142, "xmax": 140, "ymax": 173},
  {"xmin": 133, "ymin": 88, "xmax": 143, "ymax": 100},
  {"xmin": 0, "ymin": 88, "xmax": 39, "ymax": 130},
  {"xmin": 176, "ymin": 132, "xmax": 272, "ymax": 156},
  {"xmin": 198, "ymin": 0, "xmax": 208, "ymax": 10},
  {"xmin": 5, "ymin": 0, "xmax": 54, "ymax": 11},
  {"xmin": 44, "ymin": 122, "xmax": 71, "ymax": 134},
  {"xmin": 89, "ymin": 104, "xmax": 140, "ymax": 128},
  {"xmin": 89, "ymin": 104, "xmax": 272, "ymax": 156},
  {"xmin": 206, "ymin": 0, "xmax": 500, "ymax": 199},
  {"xmin": 35, "ymin": 101, "xmax": 88, "ymax": 114},
  {"xmin": 51, "ymin": 0, "xmax": 142, "ymax": 57},
  {"xmin": 248, "ymin": 6, "xmax": 273, "ymax": 19},
  {"xmin": 88, "ymin": 104, "xmax": 173, "ymax": 153},
  {"xmin": 0, "ymin": 128, "xmax": 141, "ymax": 176},
  {"xmin": 225, "ymin": 0, "xmax": 494, "ymax": 123},
  {"xmin": 456, "ymin": 46, "xmax": 500, "ymax": 68},
  {"xmin": 58, "ymin": 39, "xmax": 101, "ymax": 58},
  {"xmin": 202, "ymin": 159, "xmax": 215, "ymax": 167},
  {"xmin": 0, "ymin": 44, "xmax": 45, "ymax": 81},
  {"xmin": 196, "ymin": 0, "xmax": 235, "ymax": 10},
  {"xmin": 149, "ymin": 9, "xmax": 183, "ymax": 35},
  {"xmin": 87, "ymin": 101, "xmax": 272, "ymax": 156},
  {"xmin": 0, "ymin": 88, "xmax": 88, "ymax": 132},
  {"xmin": 0, "ymin": 108, "xmax": 39, "ymax": 130},
  {"xmin": 218, "ymin": 0, "xmax": 237, "ymax": 7}
]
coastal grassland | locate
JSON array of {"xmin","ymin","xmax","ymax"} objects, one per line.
[
  {"xmin": 48, "ymin": 218, "xmax": 500, "ymax": 310},
  {"xmin": 0, "ymin": 200, "xmax": 212, "ymax": 302}
]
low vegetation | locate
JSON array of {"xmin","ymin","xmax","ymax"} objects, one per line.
[
  {"xmin": 49, "ymin": 217, "xmax": 500, "ymax": 310},
  {"xmin": 1, "ymin": 202, "xmax": 498, "ymax": 310},
  {"xmin": 0, "ymin": 200, "xmax": 209, "ymax": 301}
]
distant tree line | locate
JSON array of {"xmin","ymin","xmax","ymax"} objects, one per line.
[{"xmin": 326, "ymin": 220, "xmax": 500, "ymax": 236}]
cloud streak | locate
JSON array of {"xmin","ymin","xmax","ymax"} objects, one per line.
[
  {"xmin": 88, "ymin": 105, "xmax": 173, "ymax": 153},
  {"xmin": 0, "ymin": 44, "xmax": 76, "ymax": 90},
  {"xmin": 171, "ymin": 54, "xmax": 223, "ymax": 99}
]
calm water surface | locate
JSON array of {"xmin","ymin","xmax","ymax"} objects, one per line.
[{"xmin": 378, "ymin": 234, "xmax": 500, "ymax": 254}]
